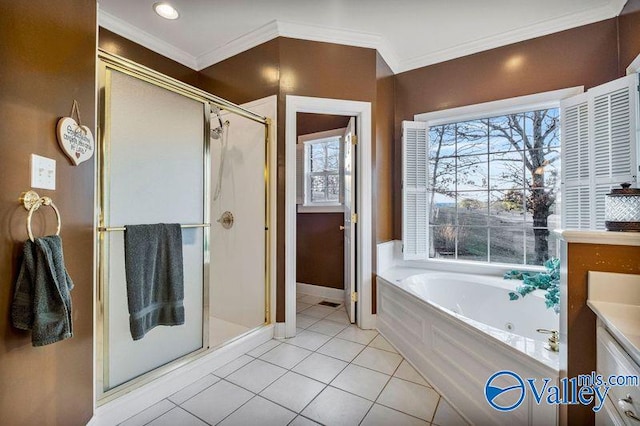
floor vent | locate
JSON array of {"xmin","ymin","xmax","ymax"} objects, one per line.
[{"xmin": 319, "ymin": 301, "xmax": 341, "ymax": 308}]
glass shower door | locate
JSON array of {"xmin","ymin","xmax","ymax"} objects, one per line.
[{"xmin": 100, "ymin": 67, "xmax": 209, "ymax": 392}]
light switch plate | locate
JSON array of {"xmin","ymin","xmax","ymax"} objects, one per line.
[{"xmin": 31, "ymin": 154, "xmax": 56, "ymax": 190}]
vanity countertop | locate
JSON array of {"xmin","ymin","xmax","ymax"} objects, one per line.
[{"xmin": 587, "ymin": 271, "xmax": 640, "ymax": 366}]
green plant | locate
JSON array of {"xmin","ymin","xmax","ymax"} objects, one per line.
[{"xmin": 504, "ymin": 258, "xmax": 560, "ymax": 313}]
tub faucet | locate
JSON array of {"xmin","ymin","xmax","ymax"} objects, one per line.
[{"xmin": 536, "ymin": 329, "xmax": 559, "ymax": 352}]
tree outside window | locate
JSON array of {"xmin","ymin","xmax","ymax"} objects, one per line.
[{"xmin": 428, "ymin": 109, "xmax": 560, "ymax": 266}]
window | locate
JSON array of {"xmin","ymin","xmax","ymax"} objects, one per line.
[
  {"xmin": 307, "ymin": 137, "xmax": 342, "ymax": 204},
  {"xmin": 297, "ymin": 128, "xmax": 345, "ymax": 212},
  {"xmin": 426, "ymin": 110, "xmax": 560, "ymax": 266},
  {"xmin": 403, "ymin": 88, "xmax": 587, "ymax": 266}
]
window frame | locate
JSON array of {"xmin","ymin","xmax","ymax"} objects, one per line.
[
  {"xmin": 297, "ymin": 128, "xmax": 346, "ymax": 213},
  {"xmin": 409, "ymin": 86, "xmax": 583, "ymax": 273}
]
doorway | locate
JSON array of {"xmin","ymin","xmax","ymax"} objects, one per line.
[
  {"xmin": 295, "ymin": 113, "xmax": 355, "ymax": 329},
  {"xmin": 285, "ymin": 96, "xmax": 373, "ymax": 338}
]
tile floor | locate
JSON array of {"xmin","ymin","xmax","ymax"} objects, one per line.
[{"xmin": 119, "ymin": 294, "xmax": 468, "ymax": 426}]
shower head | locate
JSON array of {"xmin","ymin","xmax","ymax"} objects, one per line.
[{"xmin": 210, "ymin": 105, "xmax": 228, "ymax": 139}]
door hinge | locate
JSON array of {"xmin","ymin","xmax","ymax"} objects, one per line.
[
  {"xmin": 351, "ymin": 135, "xmax": 358, "ymax": 145},
  {"xmin": 351, "ymin": 213, "xmax": 358, "ymax": 223},
  {"xmin": 351, "ymin": 291, "xmax": 358, "ymax": 302}
]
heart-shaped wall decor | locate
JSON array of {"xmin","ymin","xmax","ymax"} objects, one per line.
[{"xmin": 56, "ymin": 116, "xmax": 94, "ymax": 165}]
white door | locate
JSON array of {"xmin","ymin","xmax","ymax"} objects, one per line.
[{"xmin": 343, "ymin": 118, "xmax": 356, "ymax": 323}]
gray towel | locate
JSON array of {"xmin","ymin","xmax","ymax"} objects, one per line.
[
  {"xmin": 124, "ymin": 223, "xmax": 184, "ymax": 340},
  {"xmin": 11, "ymin": 235, "xmax": 74, "ymax": 346}
]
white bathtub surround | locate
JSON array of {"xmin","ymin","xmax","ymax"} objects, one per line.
[{"xmin": 377, "ymin": 268, "xmax": 559, "ymax": 425}]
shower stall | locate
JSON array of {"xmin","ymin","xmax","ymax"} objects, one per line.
[{"xmin": 96, "ymin": 51, "xmax": 271, "ymax": 402}]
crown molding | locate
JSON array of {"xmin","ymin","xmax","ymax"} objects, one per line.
[
  {"xmin": 397, "ymin": 0, "xmax": 627, "ymax": 73},
  {"xmin": 194, "ymin": 20, "xmax": 400, "ymax": 73},
  {"xmin": 194, "ymin": 20, "xmax": 280, "ymax": 71},
  {"xmin": 99, "ymin": 0, "xmax": 626, "ymax": 75},
  {"xmin": 98, "ymin": 10, "xmax": 198, "ymax": 69}
]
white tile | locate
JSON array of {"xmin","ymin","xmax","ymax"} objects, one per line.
[
  {"xmin": 120, "ymin": 400, "xmax": 175, "ymax": 426},
  {"xmin": 226, "ymin": 359, "xmax": 287, "ymax": 393},
  {"xmin": 352, "ymin": 347, "xmax": 402, "ymax": 375},
  {"xmin": 432, "ymin": 397, "xmax": 469, "ymax": 426},
  {"xmin": 302, "ymin": 305, "xmax": 336, "ymax": 319},
  {"xmin": 181, "ymin": 381, "xmax": 253, "ymax": 425},
  {"xmin": 324, "ymin": 309, "xmax": 351, "ymax": 325},
  {"xmin": 259, "ymin": 343, "xmax": 312, "ymax": 369},
  {"xmin": 260, "ymin": 371, "xmax": 326, "ymax": 413},
  {"xmin": 292, "ymin": 352, "xmax": 348, "ymax": 384},
  {"xmin": 306, "ymin": 319, "xmax": 348, "ymax": 336},
  {"xmin": 377, "ymin": 378, "xmax": 439, "ymax": 421},
  {"xmin": 289, "ymin": 416, "xmax": 321, "ymax": 426},
  {"xmin": 301, "ymin": 386, "xmax": 372, "ymax": 425},
  {"xmin": 317, "ymin": 337, "xmax": 366, "ymax": 362},
  {"xmin": 361, "ymin": 404, "xmax": 428, "ymax": 426},
  {"xmin": 147, "ymin": 407, "xmax": 208, "ymax": 426},
  {"xmin": 296, "ymin": 302, "xmax": 313, "ymax": 313},
  {"xmin": 330, "ymin": 364, "xmax": 390, "ymax": 401},
  {"xmin": 219, "ymin": 396, "xmax": 296, "ymax": 426},
  {"xmin": 299, "ymin": 295, "xmax": 324, "ymax": 305},
  {"xmin": 394, "ymin": 360, "xmax": 429, "ymax": 387},
  {"xmin": 247, "ymin": 339, "xmax": 281, "ymax": 357},
  {"xmin": 335, "ymin": 325, "xmax": 378, "ymax": 345},
  {"xmin": 296, "ymin": 314, "xmax": 320, "ymax": 329},
  {"xmin": 286, "ymin": 330, "xmax": 331, "ymax": 351},
  {"xmin": 213, "ymin": 354, "xmax": 254, "ymax": 378},
  {"xmin": 368, "ymin": 334, "xmax": 398, "ymax": 353},
  {"xmin": 168, "ymin": 374, "xmax": 220, "ymax": 405}
]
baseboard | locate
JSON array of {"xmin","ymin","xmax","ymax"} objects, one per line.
[
  {"xmin": 91, "ymin": 325, "xmax": 273, "ymax": 426},
  {"xmin": 296, "ymin": 282, "xmax": 344, "ymax": 301}
]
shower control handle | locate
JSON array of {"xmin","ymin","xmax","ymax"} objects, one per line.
[{"xmin": 217, "ymin": 211, "xmax": 234, "ymax": 229}]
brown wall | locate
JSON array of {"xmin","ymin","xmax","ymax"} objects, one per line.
[
  {"xmin": 618, "ymin": 10, "xmax": 640, "ymax": 73},
  {"xmin": 297, "ymin": 213, "xmax": 345, "ymax": 288},
  {"xmin": 197, "ymin": 39, "xmax": 280, "ymax": 105},
  {"xmin": 295, "ymin": 113, "xmax": 350, "ymax": 289},
  {"xmin": 393, "ymin": 18, "xmax": 620, "ymax": 239},
  {"xmin": 99, "ymin": 28, "xmax": 199, "ymax": 87},
  {"xmin": 564, "ymin": 243, "xmax": 640, "ymax": 425},
  {"xmin": 297, "ymin": 113, "xmax": 350, "ymax": 135},
  {"xmin": 375, "ymin": 53, "xmax": 395, "ymax": 244},
  {"xmin": 0, "ymin": 1, "xmax": 96, "ymax": 425}
]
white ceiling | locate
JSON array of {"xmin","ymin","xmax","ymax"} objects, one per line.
[{"xmin": 98, "ymin": 0, "xmax": 627, "ymax": 74}]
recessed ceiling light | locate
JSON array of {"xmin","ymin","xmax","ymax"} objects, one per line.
[{"xmin": 153, "ymin": 2, "xmax": 179, "ymax": 20}]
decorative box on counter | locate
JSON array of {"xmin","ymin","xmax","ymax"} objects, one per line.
[{"xmin": 605, "ymin": 183, "xmax": 640, "ymax": 231}]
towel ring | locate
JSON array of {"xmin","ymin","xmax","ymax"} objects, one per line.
[{"xmin": 19, "ymin": 191, "xmax": 61, "ymax": 242}]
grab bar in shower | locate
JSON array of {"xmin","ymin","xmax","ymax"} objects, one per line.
[{"xmin": 98, "ymin": 223, "xmax": 210, "ymax": 232}]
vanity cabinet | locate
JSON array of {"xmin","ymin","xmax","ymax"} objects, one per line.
[{"xmin": 596, "ymin": 326, "xmax": 640, "ymax": 426}]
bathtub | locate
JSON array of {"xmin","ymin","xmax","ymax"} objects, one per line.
[{"xmin": 376, "ymin": 268, "xmax": 559, "ymax": 426}]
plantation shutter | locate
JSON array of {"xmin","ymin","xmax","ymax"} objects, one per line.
[
  {"xmin": 560, "ymin": 93, "xmax": 591, "ymax": 229},
  {"xmin": 589, "ymin": 74, "xmax": 638, "ymax": 229},
  {"xmin": 296, "ymin": 143, "xmax": 305, "ymax": 205},
  {"xmin": 560, "ymin": 74, "xmax": 638, "ymax": 230},
  {"xmin": 402, "ymin": 121, "xmax": 429, "ymax": 260}
]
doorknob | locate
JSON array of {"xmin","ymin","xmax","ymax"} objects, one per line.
[{"xmin": 339, "ymin": 225, "xmax": 345, "ymax": 231}]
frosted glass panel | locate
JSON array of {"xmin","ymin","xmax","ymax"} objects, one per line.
[{"xmin": 106, "ymin": 70, "xmax": 205, "ymax": 389}]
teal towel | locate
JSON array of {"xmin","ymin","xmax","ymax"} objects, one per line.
[
  {"xmin": 11, "ymin": 235, "xmax": 74, "ymax": 346},
  {"xmin": 124, "ymin": 223, "xmax": 184, "ymax": 340}
]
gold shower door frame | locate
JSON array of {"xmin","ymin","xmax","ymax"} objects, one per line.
[{"xmin": 96, "ymin": 50, "xmax": 271, "ymax": 403}]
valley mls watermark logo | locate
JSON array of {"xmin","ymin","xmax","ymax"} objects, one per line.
[
  {"xmin": 484, "ymin": 371, "xmax": 526, "ymax": 411},
  {"xmin": 485, "ymin": 370, "xmax": 640, "ymax": 413}
]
